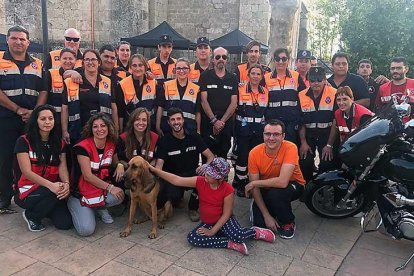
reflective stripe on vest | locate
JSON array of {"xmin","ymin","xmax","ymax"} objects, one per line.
[{"xmin": 236, "ymin": 115, "xmax": 263, "ymax": 123}]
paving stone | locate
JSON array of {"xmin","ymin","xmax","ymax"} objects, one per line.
[
  {"xmin": 160, "ymin": 265, "xmax": 204, "ymax": 276},
  {"xmin": 301, "ymin": 247, "xmax": 343, "ymax": 270},
  {"xmin": 176, "ymin": 246, "xmax": 242, "ymax": 275},
  {"xmin": 0, "ymin": 234, "xmax": 21, "ymax": 253},
  {"xmin": 116, "ymin": 244, "xmax": 177, "ymax": 275},
  {"xmin": 237, "ymin": 247, "xmax": 292, "ymax": 275},
  {"xmin": 149, "ymin": 230, "xmax": 192, "ymax": 258},
  {"xmin": 284, "ymin": 259, "xmax": 335, "ymax": 276},
  {"xmin": 308, "ymin": 231, "xmax": 355, "ymax": 257},
  {"xmin": 337, "ymin": 247, "xmax": 411, "ymax": 276},
  {"xmin": 65, "ymin": 221, "xmax": 118, "ymax": 243},
  {"xmin": 90, "ymin": 260, "xmax": 150, "ymax": 275},
  {"xmin": 53, "ymin": 233, "xmax": 135, "ymax": 275},
  {"xmin": 2, "ymin": 225, "xmax": 55, "ymax": 244},
  {"xmin": 0, "ymin": 250, "xmax": 36, "ymax": 275},
  {"xmin": 355, "ymin": 234, "xmax": 414, "ymax": 260},
  {"xmin": 318, "ymin": 219, "xmax": 362, "ymax": 241},
  {"xmin": 15, "ymin": 231, "xmax": 85, "ymax": 264},
  {"xmin": 13, "ymin": 261, "xmax": 71, "ymax": 276},
  {"xmin": 227, "ymin": 265, "xmax": 268, "ymax": 276}
]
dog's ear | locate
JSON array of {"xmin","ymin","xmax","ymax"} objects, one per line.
[{"xmin": 142, "ymin": 168, "xmax": 156, "ymax": 194}]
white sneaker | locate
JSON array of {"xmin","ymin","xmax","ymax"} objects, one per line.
[{"xmin": 96, "ymin": 209, "xmax": 114, "ymax": 224}]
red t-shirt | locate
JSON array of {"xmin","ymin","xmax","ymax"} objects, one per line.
[{"xmin": 196, "ymin": 176, "xmax": 234, "ymax": 224}]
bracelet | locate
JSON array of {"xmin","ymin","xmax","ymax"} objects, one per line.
[
  {"xmin": 210, "ymin": 115, "xmax": 218, "ymax": 125},
  {"xmin": 326, "ymin": 144, "xmax": 333, "ymax": 149}
]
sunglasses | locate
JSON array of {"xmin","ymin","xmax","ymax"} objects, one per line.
[
  {"xmin": 309, "ymin": 76, "xmax": 325, "ymax": 82},
  {"xmin": 274, "ymin": 56, "xmax": 288, "ymax": 62},
  {"xmin": 214, "ymin": 55, "xmax": 228, "ymax": 60},
  {"xmin": 65, "ymin": 36, "xmax": 80, "ymax": 42},
  {"xmin": 263, "ymin": 132, "xmax": 284, "ymax": 138}
]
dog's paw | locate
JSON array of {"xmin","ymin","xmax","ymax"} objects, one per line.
[
  {"xmin": 120, "ymin": 229, "xmax": 131, "ymax": 238},
  {"xmin": 158, "ymin": 223, "xmax": 165, "ymax": 229},
  {"xmin": 148, "ymin": 231, "xmax": 157, "ymax": 239}
]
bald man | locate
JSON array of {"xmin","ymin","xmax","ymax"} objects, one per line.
[{"xmin": 43, "ymin": 28, "xmax": 83, "ymax": 70}]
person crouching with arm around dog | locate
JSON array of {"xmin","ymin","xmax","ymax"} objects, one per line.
[
  {"xmin": 149, "ymin": 157, "xmax": 275, "ymax": 255},
  {"xmin": 67, "ymin": 113, "xmax": 125, "ymax": 236},
  {"xmin": 14, "ymin": 105, "xmax": 73, "ymax": 232}
]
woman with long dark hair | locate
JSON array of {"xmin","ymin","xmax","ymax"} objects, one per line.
[
  {"xmin": 14, "ymin": 105, "xmax": 72, "ymax": 232},
  {"xmin": 117, "ymin": 108, "xmax": 158, "ymax": 168},
  {"xmin": 67, "ymin": 113, "xmax": 124, "ymax": 236}
]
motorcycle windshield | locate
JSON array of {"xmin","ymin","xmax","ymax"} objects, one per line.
[{"xmin": 339, "ymin": 102, "xmax": 404, "ymax": 170}]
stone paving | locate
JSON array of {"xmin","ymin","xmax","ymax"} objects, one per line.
[{"xmin": 1, "ymin": 196, "xmax": 414, "ymax": 276}]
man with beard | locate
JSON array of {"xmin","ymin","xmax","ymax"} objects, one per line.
[
  {"xmin": 189, "ymin": 37, "xmax": 211, "ymax": 84},
  {"xmin": 376, "ymin": 57, "xmax": 414, "ymax": 116},
  {"xmin": 235, "ymin": 40, "xmax": 270, "ymax": 85},
  {"xmin": 357, "ymin": 59, "xmax": 389, "ymax": 111},
  {"xmin": 0, "ymin": 26, "xmax": 46, "ymax": 210},
  {"xmin": 298, "ymin": 67, "xmax": 339, "ymax": 183},
  {"xmin": 327, "ymin": 52, "xmax": 370, "ymax": 108},
  {"xmin": 155, "ymin": 107, "xmax": 214, "ymax": 221},
  {"xmin": 295, "ymin": 50, "xmax": 312, "ymax": 88},
  {"xmin": 44, "ymin": 28, "xmax": 83, "ymax": 70},
  {"xmin": 116, "ymin": 41, "xmax": 131, "ymax": 72},
  {"xmin": 199, "ymin": 47, "xmax": 238, "ymax": 159}
]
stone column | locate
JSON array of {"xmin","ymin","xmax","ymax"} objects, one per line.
[{"xmin": 268, "ymin": 0, "xmax": 302, "ymax": 62}]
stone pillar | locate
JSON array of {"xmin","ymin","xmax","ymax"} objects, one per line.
[
  {"xmin": 268, "ymin": 0, "xmax": 301, "ymax": 62},
  {"xmin": 0, "ymin": 0, "xmax": 6, "ymax": 34},
  {"xmin": 297, "ymin": 2, "xmax": 308, "ymax": 51}
]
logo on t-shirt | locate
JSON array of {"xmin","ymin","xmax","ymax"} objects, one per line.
[
  {"xmin": 189, "ymin": 88, "xmax": 194, "ymax": 95},
  {"xmin": 146, "ymin": 85, "xmax": 151, "ymax": 93},
  {"xmin": 325, "ymin": 96, "xmax": 331, "ymax": 104},
  {"xmin": 103, "ymin": 81, "xmax": 109, "ymax": 89},
  {"xmin": 368, "ymin": 86, "xmax": 375, "ymax": 94},
  {"xmin": 54, "ymin": 56, "xmax": 60, "ymax": 61},
  {"xmin": 31, "ymin": 62, "xmax": 38, "ymax": 70}
]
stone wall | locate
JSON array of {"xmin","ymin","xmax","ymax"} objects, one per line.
[
  {"xmin": 0, "ymin": 0, "xmax": 307, "ymax": 58},
  {"xmin": 239, "ymin": 0, "xmax": 270, "ymax": 44},
  {"xmin": 167, "ymin": 0, "xmax": 240, "ymax": 42}
]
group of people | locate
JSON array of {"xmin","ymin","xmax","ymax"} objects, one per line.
[{"xmin": 0, "ymin": 24, "xmax": 412, "ymax": 255}]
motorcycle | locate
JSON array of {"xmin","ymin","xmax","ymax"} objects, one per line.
[{"xmin": 304, "ymin": 97, "xmax": 414, "ymax": 271}]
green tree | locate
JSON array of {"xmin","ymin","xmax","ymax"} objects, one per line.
[{"xmin": 340, "ymin": 0, "xmax": 414, "ymax": 77}]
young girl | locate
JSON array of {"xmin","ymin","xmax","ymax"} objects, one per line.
[{"xmin": 150, "ymin": 157, "xmax": 275, "ymax": 255}]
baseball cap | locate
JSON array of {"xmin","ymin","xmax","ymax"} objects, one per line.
[
  {"xmin": 297, "ymin": 50, "xmax": 312, "ymax": 59},
  {"xmin": 196, "ymin": 37, "xmax": 210, "ymax": 47},
  {"xmin": 159, "ymin": 34, "xmax": 173, "ymax": 45},
  {"xmin": 309, "ymin": 66, "xmax": 326, "ymax": 79},
  {"xmin": 204, "ymin": 158, "xmax": 230, "ymax": 180}
]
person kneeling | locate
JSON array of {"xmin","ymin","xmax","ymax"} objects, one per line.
[
  {"xmin": 150, "ymin": 157, "xmax": 275, "ymax": 255},
  {"xmin": 67, "ymin": 113, "xmax": 125, "ymax": 236},
  {"xmin": 14, "ymin": 105, "xmax": 72, "ymax": 232},
  {"xmin": 246, "ymin": 119, "xmax": 306, "ymax": 239}
]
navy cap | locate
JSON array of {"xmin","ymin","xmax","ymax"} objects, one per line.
[
  {"xmin": 297, "ymin": 50, "xmax": 312, "ymax": 59},
  {"xmin": 159, "ymin": 34, "xmax": 173, "ymax": 45},
  {"xmin": 309, "ymin": 66, "xmax": 326, "ymax": 78},
  {"xmin": 196, "ymin": 37, "xmax": 210, "ymax": 47}
]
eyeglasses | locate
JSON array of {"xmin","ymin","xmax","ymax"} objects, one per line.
[
  {"xmin": 309, "ymin": 76, "xmax": 325, "ymax": 82},
  {"xmin": 176, "ymin": 67, "xmax": 190, "ymax": 72},
  {"xmin": 131, "ymin": 63, "xmax": 145, "ymax": 68},
  {"xmin": 84, "ymin": 58, "xmax": 99, "ymax": 63},
  {"xmin": 263, "ymin": 132, "xmax": 284, "ymax": 138},
  {"xmin": 65, "ymin": 36, "xmax": 80, "ymax": 42},
  {"xmin": 214, "ymin": 55, "xmax": 228, "ymax": 60},
  {"xmin": 274, "ymin": 56, "xmax": 288, "ymax": 62}
]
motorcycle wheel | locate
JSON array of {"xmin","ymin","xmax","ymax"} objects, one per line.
[{"xmin": 305, "ymin": 180, "xmax": 367, "ymax": 219}]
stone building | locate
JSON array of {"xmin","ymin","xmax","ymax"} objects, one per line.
[{"xmin": 0, "ymin": 0, "xmax": 308, "ymax": 60}]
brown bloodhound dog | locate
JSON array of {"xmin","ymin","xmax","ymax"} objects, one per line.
[{"xmin": 120, "ymin": 156, "xmax": 172, "ymax": 239}]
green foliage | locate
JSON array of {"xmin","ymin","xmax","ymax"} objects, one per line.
[
  {"xmin": 309, "ymin": 0, "xmax": 414, "ymax": 77},
  {"xmin": 340, "ymin": 0, "xmax": 414, "ymax": 77}
]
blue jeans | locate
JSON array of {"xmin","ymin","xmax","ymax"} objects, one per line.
[{"xmin": 67, "ymin": 194, "xmax": 122, "ymax": 236}]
